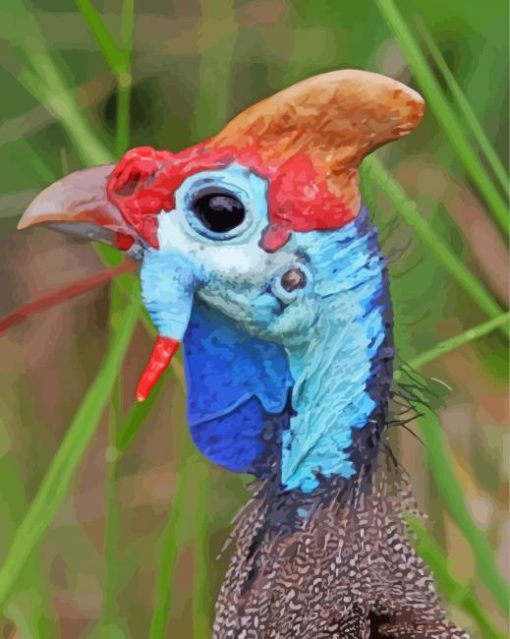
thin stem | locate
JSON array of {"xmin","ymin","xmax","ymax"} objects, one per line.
[
  {"xmin": 363, "ymin": 156, "xmax": 509, "ymax": 339},
  {"xmin": 417, "ymin": 413, "xmax": 510, "ymax": 614},
  {"xmin": 115, "ymin": 0, "xmax": 134, "ymax": 156},
  {"xmin": 148, "ymin": 439, "xmax": 193, "ymax": 639},
  {"xmin": 100, "ymin": 379, "xmax": 123, "ymax": 628},
  {"xmin": 192, "ymin": 462, "xmax": 210, "ymax": 639},
  {"xmin": 415, "ymin": 16, "xmax": 509, "ymax": 197},
  {"xmin": 394, "ymin": 311, "xmax": 510, "ymax": 380},
  {"xmin": 0, "ymin": 293, "xmax": 140, "ymax": 610},
  {"xmin": 95, "ymin": 282, "xmax": 129, "ymax": 634},
  {"xmin": 374, "ymin": 0, "xmax": 509, "ymax": 234},
  {"xmin": 115, "ymin": 73, "xmax": 132, "ymax": 157},
  {"xmin": 75, "ymin": 0, "xmax": 134, "ymax": 157}
]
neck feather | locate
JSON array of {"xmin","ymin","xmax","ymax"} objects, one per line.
[{"xmin": 281, "ymin": 211, "xmax": 393, "ymax": 492}]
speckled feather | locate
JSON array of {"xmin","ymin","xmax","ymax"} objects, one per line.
[{"xmin": 214, "ymin": 473, "xmax": 470, "ymax": 639}]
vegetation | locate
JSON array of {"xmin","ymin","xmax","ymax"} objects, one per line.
[{"xmin": 0, "ymin": 1, "xmax": 507, "ymax": 637}]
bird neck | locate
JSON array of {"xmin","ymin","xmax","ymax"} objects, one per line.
[{"xmin": 280, "ymin": 211, "xmax": 393, "ymax": 492}]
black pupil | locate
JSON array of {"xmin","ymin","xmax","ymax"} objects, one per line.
[{"xmin": 192, "ymin": 192, "xmax": 245, "ymax": 233}]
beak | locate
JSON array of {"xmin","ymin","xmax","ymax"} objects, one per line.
[
  {"xmin": 18, "ymin": 164, "xmax": 179, "ymax": 402},
  {"xmin": 18, "ymin": 165, "xmax": 139, "ymax": 252}
]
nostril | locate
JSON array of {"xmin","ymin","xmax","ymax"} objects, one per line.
[
  {"xmin": 114, "ymin": 176, "xmax": 141, "ymax": 197},
  {"xmin": 271, "ymin": 265, "xmax": 311, "ymax": 306},
  {"xmin": 280, "ymin": 268, "xmax": 307, "ymax": 293}
]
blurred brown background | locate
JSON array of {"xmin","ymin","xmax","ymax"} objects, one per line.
[{"xmin": 0, "ymin": 1, "xmax": 508, "ymax": 637}]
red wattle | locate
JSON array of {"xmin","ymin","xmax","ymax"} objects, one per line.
[
  {"xmin": 260, "ymin": 224, "xmax": 291, "ymax": 252},
  {"xmin": 135, "ymin": 336, "xmax": 180, "ymax": 402}
]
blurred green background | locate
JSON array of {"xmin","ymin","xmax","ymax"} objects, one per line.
[{"xmin": 0, "ymin": 1, "xmax": 508, "ymax": 637}]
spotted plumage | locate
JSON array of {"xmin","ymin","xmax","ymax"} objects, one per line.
[{"xmin": 214, "ymin": 475, "xmax": 469, "ymax": 638}]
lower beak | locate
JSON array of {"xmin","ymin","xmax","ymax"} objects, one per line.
[
  {"xmin": 17, "ymin": 165, "xmax": 138, "ymax": 250},
  {"xmin": 18, "ymin": 166, "xmax": 198, "ymax": 403}
]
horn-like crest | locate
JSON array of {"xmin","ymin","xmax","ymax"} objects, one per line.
[
  {"xmin": 17, "ymin": 70, "xmax": 425, "ymax": 400},
  {"xmin": 18, "ymin": 70, "xmax": 424, "ymax": 253},
  {"xmin": 212, "ymin": 69, "xmax": 425, "ymax": 216}
]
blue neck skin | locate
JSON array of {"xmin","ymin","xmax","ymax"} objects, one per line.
[
  {"xmin": 141, "ymin": 208, "xmax": 392, "ymax": 493},
  {"xmin": 280, "ymin": 210, "xmax": 392, "ymax": 492}
]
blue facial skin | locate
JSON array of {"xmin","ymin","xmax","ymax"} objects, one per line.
[
  {"xmin": 184, "ymin": 301, "xmax": 292, "ymax": 474},
  {"xmin": 140, "ymin": 165, "xmax": 391, "ymax": 493},
  {"xmin": 279, "ymin": 212, "xmax": 390, "ymax": 491}
]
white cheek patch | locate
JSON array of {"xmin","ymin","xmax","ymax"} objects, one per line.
[
  {"xmin": 154, "ymin": 163, "xmax": 297, "ymax": 288},
  {"xmin": 157, "ymin": 208, "xmax": 194, "ymax": 250},
  {"xmin": 157, "ymin": 210, "xmax": 288, "ymax": 282}
]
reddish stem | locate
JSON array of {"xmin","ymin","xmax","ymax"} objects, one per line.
[{"xmin": 0, "ymin": 261, "xmax": 137, "ymax": 335}]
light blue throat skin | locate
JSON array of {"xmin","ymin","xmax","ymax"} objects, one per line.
[{"xmin": 141, "ymin": 208, "xmax": 393, "ymax": 494}]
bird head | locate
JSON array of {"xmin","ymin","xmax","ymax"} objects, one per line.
[{"xmin": 19, "ymin": 70, "xmax": 424, "ymax": 492}]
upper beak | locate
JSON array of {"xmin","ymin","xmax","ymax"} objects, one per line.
[
  {"xmin": 18, "ymin": 164, "xmax": 191, "ymax": 403},
  {"xmin": 18, "ymin": 165, "xmax": 138, "ymax": 251}
]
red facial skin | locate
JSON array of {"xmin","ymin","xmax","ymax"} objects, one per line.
[
  {"xmin": 106, "ymin": 144, "xmax": 356, "ymax": 400},
  {"xmin": 106, "ymin": 144, "xmax": 354, "ymax": 252}
]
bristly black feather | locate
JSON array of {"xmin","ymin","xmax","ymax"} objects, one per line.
[
  {"xmin": 213, "ymin": 367, "xmax": 470, "ymax": 638},
  {"xmin": 213, "ymin": 469, "xmax": 470, "ymax": 638}
]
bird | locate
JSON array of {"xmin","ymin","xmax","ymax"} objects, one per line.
[{"xmin": 19, "ymin": 70, "xmax": 470, "ymax": 638}]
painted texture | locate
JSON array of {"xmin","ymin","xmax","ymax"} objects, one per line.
[
  {"xmin": 17, "ymin": 70, "xmax": 423, "ymax": 494},
  {"xmin": 142, "ymin": 182, "xmax": 390, "ymax": 492},
  {"xmin": 280, "ymin": 210, "xmax": 389, "ymax": 491}
]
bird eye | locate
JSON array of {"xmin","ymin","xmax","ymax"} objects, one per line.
[{"xmin": 191, "ymin": 190, "xmax": 246, "ymax": 234}]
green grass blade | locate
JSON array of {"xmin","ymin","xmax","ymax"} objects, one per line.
[
  {"xmin": 0, "ymin": 294, "xmax": 140, "ymax": 610},
  {"xmin": 374, "ymin": 0, "xmax": 509, "ymax": 234},
  {"xmin": 186, "ymin": 2, "xmax": 238, "ymax": 634},
  {"xmin": 117, "ymin": 357, "xmax": 184, "ymax": 454},
  {"xmin": 148, "ymin": 449, "xmax": 192, "ymax": 639},
  {"xmin": 363, "ymin": 156, "xmax": 509, "ymax": 338},
  {"xmin": 17, "ymin": 64, "xmax": 111, "ymax": 166},
  {"xmin": 76, "ymin": 0, "xmax": 135, "ymax": 157},
  {"xmin": 407, "ymin": 516, "xmax": 506, "ymax": 639},
  {"xmin": 418, "ymin": 412, "xmax": 509, "ymax": 614},
  {"xmin": 192, "ymin": 461, "xmax": 211, "ymax": 639},
  {"xmin": 0, "ymin": 435, "xmax": 57, "ymax": 637},
  {"xmin": 74, "ymin": 0, "xmax": 125, "ymax": 72},
  {"xmin": 115, "ymin": 0, "xmax": 134, "ymax": 156},
  {"xmin": 4, "ymin": 1, "xmax": 111, "ymax": 165},
  {"xmin": 116, "ymin": 375, "xmax": 165, "ymax": 453},
  {"xmin": 92, "ymin": 282, "xmax": 132, "ymax": 639},
  {"xmin": 415, "ymin": 17, "xmax": 509, "ymax": 196},
  {"xmin": 393, "ymin": 312, "xmax": 510, "ymax": 380}
]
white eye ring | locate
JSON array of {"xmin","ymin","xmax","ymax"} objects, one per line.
[
  {"xmin": 173, "ymin": 164, "xmax": 269, "ymax": 245},
  {"xmin": 271, "ymin": 265, "xmax": 311, "ymax": 304}
]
